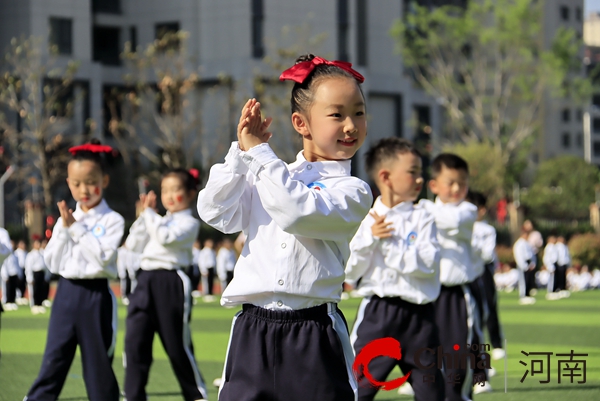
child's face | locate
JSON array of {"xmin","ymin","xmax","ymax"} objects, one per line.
[
  {"xmin": 67, "ymin": 160, "xmax": 108, "ymax": 212},
  {"xmin": 477, "ymin": 206, "xmax": 487, "ymax": 220},
  {"xmin": 32, "ymin": 240, "xmax": 41, "ymax": 250},
  {"xmin": 382, "ymin": 152, "xmax": 423, "ymax": 202},
  {"xmin": 429, "ymin": 166, "xmax": 469, "ymax": 204},
  {"xmin": 161, "ymin": 176, "xmax": 192, "ymax": 213},
  {"xmin": 294, "ymin": 77, "xmax": 367, "ymax": 162}
]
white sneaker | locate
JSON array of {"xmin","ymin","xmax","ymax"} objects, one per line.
[
  {"xmin": 42, "ymin": 300, "xmax": 52, "ymax": 307},
  {"xmin": 473, "ymin": 381, "xmax": 493, "ymax": 394},
  {"xmin": 559, "ymin": 290, "xmax": 571, "ymax": 298},
  {"xmin": 487, "ymin": 366, "xmax": 497, "ymax": 377},
  {"xmin": 203, "ymin": 295, "xmax": 216, "ymax": 303},
  {"xmin": 492, "ymin": 348, "xmax": 506, "ymax": 360},
  {"xmin": 340, "ymin": 292, "xmax": 349, "ymax": 300},
  {"xmin": 397, "ymin": 382, "xmax": 414, "ymax": 396},
  {"xmin": 4, "ymin": 303, "xmax": 18, "ymax": 311},
  {"xmin": 213, "ymin": 377, "xmax": 222, "ymax": 388},
  {"xmin": 122, "ymin": 298, "xmax": 130, "ymax": 306},
  {"xmin": 519, "ymin": 296, "xmax": 536, "ymax": 305},
  {"xmin": 546, "ymin": 292, "xmax": 561, "ymax": 300},
  {"xmin": 16, "ymin": 297, "xmax": 29, "ymax": 305},
  {"xmin": 529, "ymin": 289, "xmax": 538, "ymax": 296},
  {"xmin": 191, "ymin": 290, "xmax": 202, "ymax": 298}
]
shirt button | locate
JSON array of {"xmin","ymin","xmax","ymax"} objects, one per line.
[
  {"xmin": 307, "ymin": 164, "xmax": 312, "ymax": 170},
  {"xmin": 278, "ymin": 279, "xmax": 284, "ymax": 285},
  {"xmin": 277, "ymin": 300, "xmax": 283, "ymax": 307},
  {"xmin": 281, "ymin": 243, "xmax": 286, "ymax": 249}
]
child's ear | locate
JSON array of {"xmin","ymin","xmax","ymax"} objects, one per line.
[
  {"xmin": 291, "ymin": 112, "xmax": 310, "ymax": 138},
  {"xmin": 102, "ymin": 174, "xmax": 110, "ymax": 189},
  {"xmin": 428, "ymin": 179, "xmax": 438, "ymax": 194},
  {"xmin": 378, "ymin": 168, "xmax": 391, "ymax": 187}
]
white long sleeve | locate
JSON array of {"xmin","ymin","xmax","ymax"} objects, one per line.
[
  {"xmin": 513, "ymin": 238, "xmax": 535, "ymax": 271},
  {"xmin": 345, "ymin": 198, "xmax": 440, "ymax": 304},
  {"xmin": 543, "ymin": 243, "xmax": 558, "ymax": 272},
  {"xmin": 0, "ymin": 228, "xmax": 12, "ymax": 266}
]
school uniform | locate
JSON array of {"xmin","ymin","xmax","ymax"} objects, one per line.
[
  {"xmin": 124, "ymin": 207, "xmax": 207, "ymax": 401},
  {"xmin": 188, "ymin": 247, "xmax": 201, "ymax": 293},
  {"xmin": 345, "ymin": 197, "xmax": 443, "ymax": 401},
  {"xmin": 513, "ymin": 238, "xmax": 536, "ymax": 298},
  {"xmin": 197, "ymin": 246, "xmax": 217, "ymax": 296},
  {"xmin": 542, "ymin": 243, "xmax": 558, "ymax": 292},
  {"xmin": 470, "ymin": 220, "xmax": 503, "ymax": 350},
  {"xmin": 216, "ymin": 247, "xmax": 236, "ymax": 292},
  {"xmin": 420, "ymin": 197, "xmax": 479, "ymax": 401},
  {"xmin": 554, "ymin": 242, "xmax": 571, "ymax": 292},
  {"xmin": 1, "ymin": 253, "xmax": 19, "ymax": 305},
  {"xmin": 117, "ymin": 246, "xmax": 141, "ymax": 301},
  {"xmin": 0, "ymin": 228, "xmax": 12, "ymax": 306},
  {"xmin": 25, "ymin": 249, "xmax": 48, "ymax": 307},
  {"xmin": 14, "ymin": 247, "xmax": 27, "ymax": 300},
  {"xmin": 25, "ymin": 199, "xmax": 124, "ymax": 401},
  {"xmin": 198, "ymin": 142, "xmax": 372, "ymax": 401}
]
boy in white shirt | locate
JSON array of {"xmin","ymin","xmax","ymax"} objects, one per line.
[
  {"xmin": 554, "ymin": 236, "xmax": 571, "ymax": 295},
  {"xmin": 14, "ymin": 239, "xmax": 28, "ymax": 305},
  {"xmin": 216, "ymin": 238, "xmax": 236, "ymax": 293},
  {"xmin": 198, "ymin": 238, "xmax": 217, "ymax": 299},
  {"xmin": 542, "ymin": 235, "xmax": 558, "ymax": 298},
  {"xmin": 346, "ymin": 138, "xmax": 443, "ymax": 401},
  {"xmin": 513, "ymin": 228, "xmax": 537, "ymax": 304},
  {"xmin": 420, "ymin": 153, "xmax": 480, "ymax": 401},
  {"xmin": 25, "ymin": 237, "xmax": 48, "ymax": 313}
]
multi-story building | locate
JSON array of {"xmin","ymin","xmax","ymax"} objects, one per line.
[{"xmin": 584, "ymin": 12, "xmax": 600, "ymax": 166}]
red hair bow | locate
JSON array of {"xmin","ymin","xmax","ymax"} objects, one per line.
[
  {"xmin": 188, "ymin": 168, "xmax": 199, "ymax": 181},
  {"xmin": 279, "ymin": 56, "xmax": 365, "ymax": 84},
  {"xmin": 69, "ymin": 144, "xmax": 114, "ymax": 155}
]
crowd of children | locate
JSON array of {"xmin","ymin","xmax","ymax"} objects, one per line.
[{"xmin": 1, "ymin": 53, "xmax": 597, "ymax": 401}]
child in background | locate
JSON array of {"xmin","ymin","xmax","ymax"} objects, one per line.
[
  {"xmin": 1, "ymin": 246, "xmax": 19, "ymax": 310},
  {"xmin": 25, "ymin": 237, "xmax": 48, "ymax": 314},
  {"xmin": 199, "ymin": 54, "xmax": 372, "ymax": 401},
  {"xmin": 14, "ymin": 239, "xmax": 28, "ymax": 305},
  {"xmin": 0, "ymin": 226, "xmax": 12, "ymax": 355},
  {"xmin": 198, "ymin": 238, "xmax": 217, "ymax": 300},
  {"xmin": 25, "ymin": 140, "xmax": 124, "ymax": 401},
  {"xmin": 345, "ymin": 138, "xmax": 443, "ymax": 401},
  {"xmin": 513, "ymin": 228, "xmax": 537, "ymax": 305},
  {"xmin": 124, "ymin": 168, "xmax": 207, "ymax": 401},
  {"xmin": 554, "ymin": 236, "xmax": 571, "ymax": 296},
  {"xmin": 420, "ymin": 153, "xmax": 479, "ymax": 401},
  {"xmin": 543, "ymin": 235, "xmax": 559, "ymax": 299},
  {"xmin": 190, "ymin": 239, "xmax": 202, "ymax": 298},
  {"xmin": 216, "ymin": 238, "xmax": 236, "ymax": 293}
]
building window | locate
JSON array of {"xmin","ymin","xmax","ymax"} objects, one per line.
[
  {"xmin": 576, "ymin": 7, "xmax": 582, "ymax": 22},
  {"xmin": 155, "ymin": 22, "xmax": 180, "ymax": 50},
  {"xmin": 561, "ymin": 108, "xmax": 570, "ymax": 122},
  {"xmin": 593, "ymin": 94, "xmax": 600, "ymax": 108},
  {"xmin": 251, "ymin": 0, "xmax": 264, "ymax": 59},
  {"xmin": 93, "ymin": 26, "xmax": 121, "ymax": 66},
  {"xmin": 356, "ymin": 0, "xmax": 367, "ymax": 66},
  {"xmin": 562, "ymin": 132, "xmax": 570, "ymax": 148},
  {"xmin": 560, "ymin": 5, "xmax": 570, "ymax": 21},
  {"xmin": 594, "ymin": 142, "xmax": 600, "ymax": 156},
  {"xmin": 92, "ymin": 0, "xmax": 120, "ymax": 14},
  {"xmin": 49, "ymin": 18, "xmax": 73, "ymax": 55},
  {"xmin": 129, "ymin": 26, "xmax": 137, "ymax": 52},
  {"xmin": 577, "ymin": 132, "xmax": 583, "ymax": 148},
  {"xmin": 576, "ymin": 109, "xmax": 583, "ymax": 122},
  {"xmin": 593, "ymin": 118, "xmax": 600, "ymax": 134},
  {"xmin": 337, "ymin": 0, "xmax": 349, "ymax": 61}
]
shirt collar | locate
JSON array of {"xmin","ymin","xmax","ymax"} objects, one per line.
[
  {"xmin": 435, "ymin": 196, "xmax": 462, "ymax": 207},
  {"xmin": 372, "ymin": 196, "xmax": 414, "ymax": 215},
  {"xmin": 73, "ymin": 199, "xmax": 110, "ymax": 219},
  {"xmin": 288, "ymin": 151, "xmax": 352, "ymax": 177},
  {"xmin": 166, "ymin": 208, "xmax": 193, "ymax": 218}
]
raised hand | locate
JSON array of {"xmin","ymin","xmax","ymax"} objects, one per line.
[
  {"xmin": 370, "ymin": 211, "xmax": 394, "ymax": 239},
  {"xmin": 142, "ymin": 191, "xmax": 157, "ymax": 211},
  {"xmin": 57, "ymin": 201, "xmax": 76, "ymax": 227},
  {"xmin": 238, "ymin": 98, "xmax": 272, "ymax": 151}
]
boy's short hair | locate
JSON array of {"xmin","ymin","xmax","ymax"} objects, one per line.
[
  {"xmin": 466, "ymin": 190, "xmax": 487, "ymax": 209},
  {"xmin": 431, "ymin": 153, "xmax": 469, "ymax": 178},
  {"xmin": 364, "ymin": 138, "xmax": 421, "ymax": 181}
]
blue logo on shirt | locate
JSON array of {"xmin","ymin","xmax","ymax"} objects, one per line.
[
  {"xmin": 407, "ymin": 231, "xmax": 417, "ymax": 246},
  {"xmin": 92, "ymin": 224, "xmax": 106, "ymax": 237},
  {"xmin": 307, "ymin": 181, "xmax": 326, "ymax": 191}
]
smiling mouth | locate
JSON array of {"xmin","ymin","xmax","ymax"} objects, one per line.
[{"xmin": 338, "ymin": 138, "xmax": 357, "ymax": 146}]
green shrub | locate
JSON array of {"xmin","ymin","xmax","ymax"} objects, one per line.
[
  {"xmin": 495, "ymin": 245, "xmax": 515, "ymax": 265},
  {"xmin": 568, "ymin": 233, "xmax": 600, "ymax": 269}
]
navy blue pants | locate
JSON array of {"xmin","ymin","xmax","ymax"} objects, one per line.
[
  {"xmin": 124, "ymin": 269, "xmax": 207, "ymax": 401},
  {"xmin": 219, "ymin": 303, "xmax": 357, "ymax": 401},
  {"xmin": 351, "ymin": 296, "xmax": 444, "ymax": 401},
  {"xmin": 25, "ymin": 277, "xmax": 119, "ymax": 401}
]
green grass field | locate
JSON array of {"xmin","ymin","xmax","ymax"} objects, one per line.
[{"xmin": 1, "ymin": 289, "xmax": 599, "ymax": 400}]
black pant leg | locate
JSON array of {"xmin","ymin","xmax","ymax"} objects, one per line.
[
  {"xmin": 482, "ymin": 268, "xmax": 503, "ymax": 349},
  {"xmin": 5, "ymin": 275, "xmax": 18, "ymax": 303},
  {"xmin": 152, "ymin": 270, "xmax": 207, "ymax": 401},
  {"xmin": 26, "ymin": 278, "xmax": 79, "ymax": 400},
  {"xmin": 207, "ymin": 268, "xmax": 216, "ymax": 295},
  {"xmin": 32, "ymin": 271, "xmax": 46, "ymax": 306}
]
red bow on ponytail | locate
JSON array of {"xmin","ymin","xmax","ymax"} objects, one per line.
[
  {"xmin": 69, "ymin": 144, "xmax": 114, "ymax": 155},
  {"xmin": 188, "ymin": 168, "xmax": 199, "ymax": 182},
  {"xmin": 279, "ymin": 56, "xmax": 365, "ymax": 84}
]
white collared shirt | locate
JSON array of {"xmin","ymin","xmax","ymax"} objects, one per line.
[
  {"xmin": 420, "ymin": 197, "xmax": 478, "ymax": 286},
  {"xmin": 43, "ymin": 199, "xmax": 124, "ymax": 279},
  {"xmin": 25, "ymin": 249, "xmax": 47, "ymax": 282},
  {"xmin": 555, "ymin": 242, "xmax": 571, "ymax": 266},
  {"xmin": 198, "ymin": 142, "xmax": 372, "ymax": 310},
  {"xmin": 543, "ymin": 243, "xmax": 558, "ymax": 272},
  {"xmin": 0, "ymin": 227, "xmax": 11, "ymax": 266},
  {"xmin": 1, "ymin": 253, "xmax": 20, "ymax": 279},
  {"xmin": 197, "ymin": 247, "xmax": 216, "ymax": 275},
  {"xmin": 126, "ymin": 208, "xmax": 200, "ymax": 271},
  {"xmin": 345, "ymin": 197, "xmax": 440, "ymax": 304},
  {"xmin": 117, "ymin": 246, "xmax": 141, "ymax": 279},
  {"xmin": 472, "ymin": 220, "xmax": 497, "ymax": 275},
  {"xmin": 513, "ymin": 237, "xmax": 535, "ymax": 271},
  {"xmin": 14, "ymin": 248, "xmax": 27, "ymax": 269}
]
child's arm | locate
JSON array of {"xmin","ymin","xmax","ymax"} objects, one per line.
[
  {"xmin": 420, "ymin": 199, "xmax": 476, "ymax": 242},
  {"xmin": 142, "ymin": 207, "xmax": 200, "ymax": 248},
  {"xmin": 0, "ymin": 228, "xmax": 11, "ymax": 266},
  {"xmin": 126, "ymin": 215, "xmax": 149, "ymax": 254},
  {"xmin": 237, "ymin": 102, "xmax": 372, "ymax": 241},
  {"xmin": 24, "ymin": 253, "xmax": 34, "ymax": 283},
  {"xmin": 345, "ymin": 214, "xmax": 379, "ymax": 286},
  {"xmin": 480, "ymin": 227, "xmax": 497, "ymax": 264},
  {"xmin": 43, "ymin": 216, "xmax": 72, "ymax": 275},
  {"xmin": 513, "ymin": 241, "xmax": 529, "ymax": 271}
]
